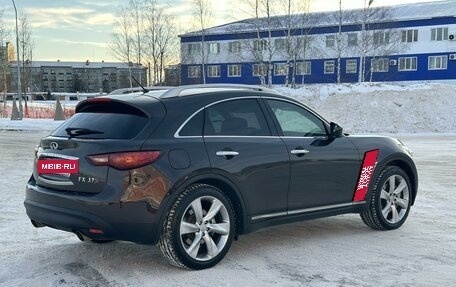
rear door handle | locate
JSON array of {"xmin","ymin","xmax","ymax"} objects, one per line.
[
  {"xmin": 216, "ymin": 151, "xmax": 239, "ymax": 159},
  {"xmin": 290, "ymin": 149, "xmax": 310, "ymax": 156}
]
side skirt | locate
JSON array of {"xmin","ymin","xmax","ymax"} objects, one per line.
[{"xmin": 243, "ymin": 201, "xmax": 366, "ymax": 234}]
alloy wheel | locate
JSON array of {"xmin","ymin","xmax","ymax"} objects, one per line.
[
  {"xmin": 379, "ymin": 174, "xmax": 410, "ymax": 224},
  {"xmin": 179, "ymin": 196, "xmax": 230, "ymax": 261}
]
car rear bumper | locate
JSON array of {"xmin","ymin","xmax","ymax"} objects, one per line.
[{"xmin": 24, "ymin": 180, "xmax": 160, "ymax": 245}]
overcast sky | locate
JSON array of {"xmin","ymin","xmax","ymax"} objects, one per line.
[{"xmin": 1, "ymin": 0, "xmax": 443, "ymax": 62}]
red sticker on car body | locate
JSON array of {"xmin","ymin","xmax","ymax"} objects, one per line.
[
  {"xmin": 37, "ymin": 159, "xmax": 79, "ymax": 174},
  {"xmin": 353, "ymin": 150, "xmax": 379, "ymax": 202}
]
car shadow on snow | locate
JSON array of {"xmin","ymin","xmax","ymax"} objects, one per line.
[{"xmin": 39, "ymin": 214, "xmax": 378, "ymax": 270}]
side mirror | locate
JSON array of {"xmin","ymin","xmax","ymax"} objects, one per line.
[{"xmin": 330, "ymin": 122, "xmax": 344, "ymax": 138}]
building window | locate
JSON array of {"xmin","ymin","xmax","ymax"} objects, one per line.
[
  {"xmin": 275, "ymin": 39, "xmax": 285, "ymax": 50},
  {"xmin": 208, "ymin": 43, "xmax": 220, "ymax": 54},
  {"xmin": 346, "ymin": 59, "xmax": 357, "ymax": 74},
  {"xmin": 374, "ymin": 31, "xmax": 390, "ymax": 45},
  {"xmin": 229, "ymin": 41, "xmax": 241, "ymax": 53},
  {"xmin": 402, "ymin": 29, "xmax": 418, "ymax": 42},
  {"xmin": 296, "ymin": 61, "xmax": 311, "ymax": 75},
  {"xmin": 188, "ymin": 43, "xmax": 201, "ymax": 54},
  {"xmin": 253, "ymin": 63, "xmax": 267, "ymax": 76},
  {"xmin": 348, "ymin": 33, "xmax": 357, "ymax": 46},
  {"xmin": 324, "ymin": 60, "xmax": 335, "ymax": 74},
  {"xmin": 253, "ymin": 40, "xmax": 267, "ymax": 51},
  {"xmin": 188, "ymin": 66, "xmax": 201, "ymax": 78},
  {"xmin": 228, "ymin": 64, "xmax": 241, "ymax": 77},
  {"xmin": 274, "ymin": 63, "xmax": 287, "ymax": 76},
  {"xmin": 398, "ymin": 57, "xmax": 417, "ymax": 71},
  {"xmin": 207, "ymin": 65, "xmax": 220, "ymax": 77},
  {"xmin": 431, "ymin": 27, "xmax": 448, "ymax": 41},
  {"xmin": 371, "ymin": 58, "xmax": 389, "ymax": 72},
  {"xmin": 428, "ymin": 55, "xmax": 448, "ymax": 70},
  {"xmin": 297, "ymin": 37, "xmax": 305, "ymax": 48},
  {"xmin": 326, "ymin": 35, "xmax": 335, "ymax": 48}
]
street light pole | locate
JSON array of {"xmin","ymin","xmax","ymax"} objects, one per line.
[{"xmin": 12, "ymin": 0, "xmax": 23, "ymax": 119}]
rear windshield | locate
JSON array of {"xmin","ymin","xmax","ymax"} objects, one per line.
[{"xmin": 52, "ymin": 103, "xmax": 148, "ymax": 139}]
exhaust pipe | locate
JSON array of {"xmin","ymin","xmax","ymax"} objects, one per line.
[
  {"xmin": 74, "ymin": 231, "xmax": 90, "ymax": 242},
  {"xmin": 31, "ymin": 219, "xmax": 45, "ymax": 228}
]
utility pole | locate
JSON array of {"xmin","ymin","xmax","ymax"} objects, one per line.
[{"xmin": 12, "ymin": 0, "xmax": 23, "ymax": 119}]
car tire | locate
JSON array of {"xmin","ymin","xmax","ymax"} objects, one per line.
[
  {"xmin": 159, "ymin": 184, "xmax": 235, "ymax": 270},
  {"xmin": 361, "ymin": 166, "xmax": 412, "ymax": 230}
]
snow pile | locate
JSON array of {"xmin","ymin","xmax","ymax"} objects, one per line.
[
  {"xmin": 0, "ymin": 83, "xmax": 455, "ymax": 133},
  {"xmin": 276, "ymin": 82, "xmax": 456, "ymax": 133}
]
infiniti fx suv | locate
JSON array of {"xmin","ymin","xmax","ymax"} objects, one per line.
[{"xmin": 25, "ymin": 84, "xmax": 418, "ymax": 269}]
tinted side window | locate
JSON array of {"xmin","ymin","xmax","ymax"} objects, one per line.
[
  {"xmin": 179, "ymin": 110, "xmax": 204, "ymax": 136},
  {"xmin": 204, "ymin": 99, "xmax": 270, "ymax": 136},
  {"xmin": 267, "ymin": 100, "xmax": 326, "ymax": 137}
]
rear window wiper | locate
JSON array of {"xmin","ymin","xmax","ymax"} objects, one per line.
[{"xmin": 65, "ymin": 127, "xmax": 104, "ymax": 137}]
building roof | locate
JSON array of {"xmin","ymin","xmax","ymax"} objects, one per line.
[
  {"xmin": 9, "ymin": 60, "xmax": 146, "ymax": 69},
  {"xmin": 181, "ymin": 0, "xmax": 456, "ymax": 37}
]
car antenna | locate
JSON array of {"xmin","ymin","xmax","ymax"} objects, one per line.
[{"xmin": 131, "ymin": 76, "xmax": 149, "ymax": 93}]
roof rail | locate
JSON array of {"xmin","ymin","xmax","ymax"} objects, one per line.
[
  {"xmin": 108, "ymin": 86, "xmax": 173, "ymax": 95},
  {"xmin": 159, "ymin": 84, "xmax": 279, "ymax": 98}
]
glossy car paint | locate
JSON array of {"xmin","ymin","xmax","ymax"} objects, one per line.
[{"xmin": 24, "ymin": 89, "xmax": 418, "ymax": 245}]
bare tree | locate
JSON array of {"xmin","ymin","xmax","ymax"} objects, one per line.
[
  {"xmin": 0, "ymin": 8, "xmax": 10, "ymax": 116},
  {"xmin": 129, "ymin": 0, "xmax": 144, "ymax": 65},
  {"xmin": 143, "ymin": 0, "xmax": 178, "ymax": 85},
  {"xmin": 358, "ymin": 0, "xmax": 374, "ymax": 82},
  {"xmin": 319, "ymin": 1, "xmax": 355, "ymax": 84},
  {"xmin": 354, "ymin": 4, "xmax": 407, "ymax": 82},
  {"xmin": 193, "ymin": 0, "xmax": 213, "ymax": 84},
  {"xmin": 129, "ymin": 0, "xmax": 146, "ymax": 85},
  {"xmin": 19, "ymin": 14, "xmax": 33, "ymax": 108},
  {"xmin": 241, "ymin": 0, "xmax": 268, "ymax": 85},
  {"xmin": 278, "ymin": 0, "xmax": 312, "ymax": 87},
  {"xmin": 110, "ymin": 7, "xmax": 133, "ymax": 88},
  {"xmin": 238, "ymin": 0, "xmax": 280, "ymax": 87}
]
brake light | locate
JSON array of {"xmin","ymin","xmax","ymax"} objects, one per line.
[
  {"xmin": 87, "ymin": 97, "xmax": 111, "ymax": 103},
  {"xmin": 88, "ymin": 151, "xmax": 160, "ymax": 170}
]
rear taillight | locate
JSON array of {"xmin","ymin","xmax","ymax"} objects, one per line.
[{"xmin": 88, "ymin": 151, "xmax": 160, "ymax": 170}]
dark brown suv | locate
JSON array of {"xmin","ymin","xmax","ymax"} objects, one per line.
[{"xmin": 25, "ymin": 84, "xmax": 418, "ymax": 269}]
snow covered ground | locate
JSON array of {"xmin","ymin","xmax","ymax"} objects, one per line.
[
  {"xmin": 0, "ymin": 131, "xmax": 455, "ymax": 287},
  {"xmin": 0, "ymin": 83, "xmax": 455, "ymax": 286}
]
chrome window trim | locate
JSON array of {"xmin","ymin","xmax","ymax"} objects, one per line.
[
  {"xmin": 251, "ymin": 201, "xmax": 366, "ymax": 221},
  {"xmin": 175, "ymin": 96, "xmax": 261, "ymax": 138},
  {"xmin": 173, "ymin": 106, "xmax": 205, "ymax": 138},
  {"xmin": 262, "ymin": 96, "xmax": 330, "ymax": 127},
  {"xmin": 174, "ymin": 95, "xmax": 330, "ymax": 138}
]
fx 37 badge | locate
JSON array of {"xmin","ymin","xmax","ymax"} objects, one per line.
[{"xmin": 78, "ymin": 176, "xmax": 99, "ymax": 183}]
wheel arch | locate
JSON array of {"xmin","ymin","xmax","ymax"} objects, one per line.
[
  {"xmin": 371, "ymin": 155, "xmax": 418, "ymax": 206},
  {"xmin": 384, "ymin": 159, "xmax": 418, "ymax": 205},
  {"xmin": 155, "ymin": 173, "xmax": 247, "ymax": 243}
]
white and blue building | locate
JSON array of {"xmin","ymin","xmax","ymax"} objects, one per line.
[{"xmin": 179, "ymin": 1, "xmax": 456, "ymax": 85}]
